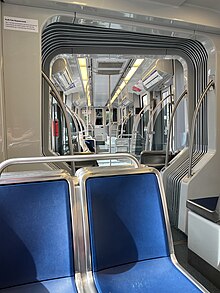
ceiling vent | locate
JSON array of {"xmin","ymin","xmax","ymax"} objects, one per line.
[
  {"xmin": 97, "ymin": 69, "xmax": 121, "ymax": 75},
  {"xmin": 98, "ymin": 62, "xmax": 124, "ymax": 69},
  {"xmin": 96, "ymin": 61, "xmax": 124, "ymax": 75}
]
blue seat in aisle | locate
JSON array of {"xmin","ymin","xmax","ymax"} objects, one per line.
[
  {"xmin": 79, "ymin": 168, "xmax": 206, "ymax": 293},
  {"xmin": 0, "ymin": 174, "xmax": 77, "ymax": 293}
]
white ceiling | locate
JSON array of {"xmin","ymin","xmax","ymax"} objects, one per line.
[
  {"xmin": 92, "ymin": 57, "xmax": 130, "ymax": 107},
  {"xmin": 145, "ymin": 0, "xmax": 187, "ymax": 6},
  {"xmin": 184, "ymin": 0, "xmax": 220, "ymax": 11},
  {"xmin": 141, "ymin": 0, "xmax": 220, "ymax": 11}
]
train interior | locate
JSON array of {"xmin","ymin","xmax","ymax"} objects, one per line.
[
  {"xmin": 49, "ymin": 54, "xmax": 185, "ymax": 163},
  {"xmin": 1, "ymin": 1, "xmax": 220, "ymax": 292}
]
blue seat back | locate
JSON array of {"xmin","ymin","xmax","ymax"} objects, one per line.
[
  {"xmin": 86, "ymin": 172, "xmax": 169, "ymax": 272},
  {"xmin": 0, "ymin": 179, "xmax": 74, "ymax": 289}
]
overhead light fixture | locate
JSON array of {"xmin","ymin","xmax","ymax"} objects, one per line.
[
  {"xmin": 133, "ymin": 59, "xmax": 144, "ymax": 67},
  {"xmin": 80, "ymin": 67, "xmax": 88, "ymax": 81},
  {"xmin": 109, "ymin": 58, "xmax": 144, "ymax": 105},
  {"xmin": 52, "ymin": 57, "xmax": 74, "ymax": 92},
  {"xmin": 78, "ymin": 58, "xmax": 88, "ymax": 91},
  {"xmin": 124, "ymin": 67, "xmax": 137, "ymax": 82},
  {"xmin": 143, "ymin": 70, "xmax": 163, "ymax": 89},
  {"xmin": 72, "ymin": 1, "xmax": 87, "ymax": 5},
  {"xmin": 142, "ymin": 60, "xmax": 173, "ymax": 91},
  {"xmin": 87, "ymin": 93, "xmax": 91, "ymax": 107},
  {"xmin": 119, "ymin": 81, "xmax": 126, "ymax": 91},
  {"xmin": 78, "ymin": 57, "xmax": 92, "ymax": 107}
]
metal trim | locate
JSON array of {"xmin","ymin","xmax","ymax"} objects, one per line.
[
  {"xmin": 0, "ymin": 153, "xmax": 140, "ymax": 176},
  {"xmin": 188, "ymin": 80, "xmax": 215, "ymax": 177},
  {"xmin": 170, "ymin": 254, "xmax": 209, "ymax": 292},
  {"xmin": 165, "ymin": 89, "xmax": 188, "ymax": 168}
]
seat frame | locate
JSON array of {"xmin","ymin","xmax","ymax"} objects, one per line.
[
  {"xmin": 0, "ymin": 170, "xmax": 81, "ymax": 293},
  {"xmin": 76, "ymin": 166, "xmax": 208, "ymax": 293}
]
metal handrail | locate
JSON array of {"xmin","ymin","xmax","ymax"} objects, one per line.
[
  {"xmin": 0, "ymin": 153, "xmax": 140, "ymax": 176},
  {"xmin": 131, "ymin": 102, "xmax": 151, "ymax": 150},
  {"xmin": 145, "ymin": 94, "xmax": 174, "ymax": 150},
  {"xmin": 42, "ymin": 70, "xmax": 75, "ymax": 174},
  {"xmin": 65, "ymin": 106, "xmax": 81, "ymax": 152},
  {"xmin": 188, "ymin": 80, "xmax": 214, "ymax": 177},
  {"xmin": 120, "ymin": 111, "xmax": 132, "ymax": 137},
  {"xmin": 165, "ymin": 89, "xmax": 188, "ymax": 168},
  {"xmin": 77, "ymin": 114, "xmax": 87, "ymax": 133},
  {"xmin": 66, "ymin": 105, "xmax": 82, "ymax": 132}
]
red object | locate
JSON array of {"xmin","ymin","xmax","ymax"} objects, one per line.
[
  {"xmin": 132, "ymin": 85, "xmax": 142, "ymax": 92},
  {"xmin": 52, "ymin": 120, "xmax": 59, "ymax": 137}
]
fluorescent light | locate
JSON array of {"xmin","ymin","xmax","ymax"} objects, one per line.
[
  {"xmin": 110, "ymin": 94, "xmax": 117, "ymax": 104},
  {"xmin": 72, "ymin": 2, "xmax": 87, "ymax": 5},
  {"xmin": 119, "ymin": 81, "xmax": 126, "ymax": 91},
  {"xmin": 80, "ymin": 67, "xmax": 88, "ymax": 81},
  {"xmin": 124, "ymin": 67, "xmax": 137, "ymax": 82},
  {"xmin": 83, "ymin": 80, "xmax": 88, "ymax": 90},
  {"xmin": 78, "ymin": 57, "xmax": 88, "ymax": 89},
  {"xmin": 133, "ymin": 59, "xmax": 144, "ymax": 67},
  {"xmin": 78, "ymin": 57, "xmax": 92, "ymax": 107},
  {"xmin": 87, "ymin": 93, "xmax": 91, "ymax": 107},
  {"xmin": 116, "ymin": 88, "xmax": 121, "ymax": 96},
  {"xmin": 109, "ymin": 58, "xmax": 144, "ymax": 105},
  {"xmin": 78, "ymin": 58, "xmax": 87, "ymax": 67}
]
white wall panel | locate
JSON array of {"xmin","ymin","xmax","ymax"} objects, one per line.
[
  {"xmin": 0, "ymin": 3, "xmax": 6, "ymax": 163},
  {"xmin": 2, "ymin": 4, "xmax": 60, "ymax": 170}
]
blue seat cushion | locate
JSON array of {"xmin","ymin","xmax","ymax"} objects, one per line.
[
  {"xmin": 0, "ymin": 180, "xmax": 74, "ymax": 289},
  {"xmin": 94, "ymin": 257, "xmax": 202, "ymax": 293},
  {"xmin": 86, "ymin": 173, "xmax": 169, "ymax": 271},
  {"xmin": 0, "ymin": 277, "xmax": 77, "ymax": 293}
]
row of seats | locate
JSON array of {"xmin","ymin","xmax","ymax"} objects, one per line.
[{"xmin": 0, "ymin": 164, "xmax": 206, "ymax": 292}]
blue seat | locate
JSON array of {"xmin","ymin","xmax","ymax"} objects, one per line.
[
  {"xmin": 0, "ymin": 179, "xmax": 77, "ymax": 293},
  {"xmin": 85, "ymin": 170, "xmax": 203, "ymax": 292}
]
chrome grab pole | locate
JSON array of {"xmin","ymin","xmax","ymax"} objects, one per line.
[
  {"xmin": 42, "ymin": 70, "xmax": 75, "ymax": 174},
  {"xmin": 65, "ymin": 105, "xmax": 81, "ymax": 152},
  {"xmin": 131, "ymin": 103, "xmax": 150, "ymax": 153},
  {"xmin": 0, "ymin": 153, "xmax": 140, "ymax": 176},
  {"xmin": 165, "ymin": 90, "xmax": 188, "ymax": 168},
  {"xmin": 188, "ymin": 80, "xmax": 214, "ymax": 177},
  {"xmin": 145, "ymin": 94, "xmax": 174, "ymax": 150}
]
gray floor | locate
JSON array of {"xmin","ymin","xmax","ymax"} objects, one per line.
[{"xmin": 172, "ymin": 228, "xmax": 220, "ymax": 293}]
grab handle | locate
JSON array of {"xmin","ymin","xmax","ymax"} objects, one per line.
[
  {"xmin": 0, "ymin": 153, "xmax": 140, "ymax": 177},
  {"xmin": 188, "ymin": 80, "xmax": 214, "ymax": 177},
  {"xmin": 165, "ymin": 90, "xmax": 188, "ymax": 168}
]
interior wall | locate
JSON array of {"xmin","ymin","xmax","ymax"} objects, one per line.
[
  {"xmin": 2, "ymin": 3, "xmax": 59, "ymax": 170},
  {"xmin": 2, "ymin": 1, "xmax": 218, "ymax": 171},
  {"xmin": 0, "ymin": 3, "xmax": 6, "ymax": 162},
  {"xmin": 178, "ymin": 34, "xmax": 220, "ymax": 233}
]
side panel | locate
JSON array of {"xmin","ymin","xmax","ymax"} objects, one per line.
[
  {"xmin": 0, "ymin": 3, "xmax": 6, "ymax": 162},
  {"xmin": 2, "ymin": 4, "xmax": 63, "ymax": 170},
  {"xmin": 3, "ymin": 4, "xmax": 44, "ymax": 159}
]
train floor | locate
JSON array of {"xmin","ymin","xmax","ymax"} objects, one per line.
[{"xmin": 172, "ymin": 227, "xmax": 220, "ymax": 293}]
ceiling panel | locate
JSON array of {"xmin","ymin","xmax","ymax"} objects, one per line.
[
  {"xmin": 184, "ymin": 0, "xmax": 220, "ymax": 11},
  {"xmin": 137, "ymin": 0, "xmax": 187, "ymax": 6},
  {"xmin": 92, "ymin": 57, "xmax": 130, "ymax": 107}
]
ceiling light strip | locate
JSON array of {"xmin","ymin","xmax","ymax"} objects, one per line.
[
  {"xmin": 109, "ymin": 58, "xmax": 144, "ymax": 105},
  {"xmin": 78, "ymin": 57, "xmax": 91, "ymax": 107}
]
